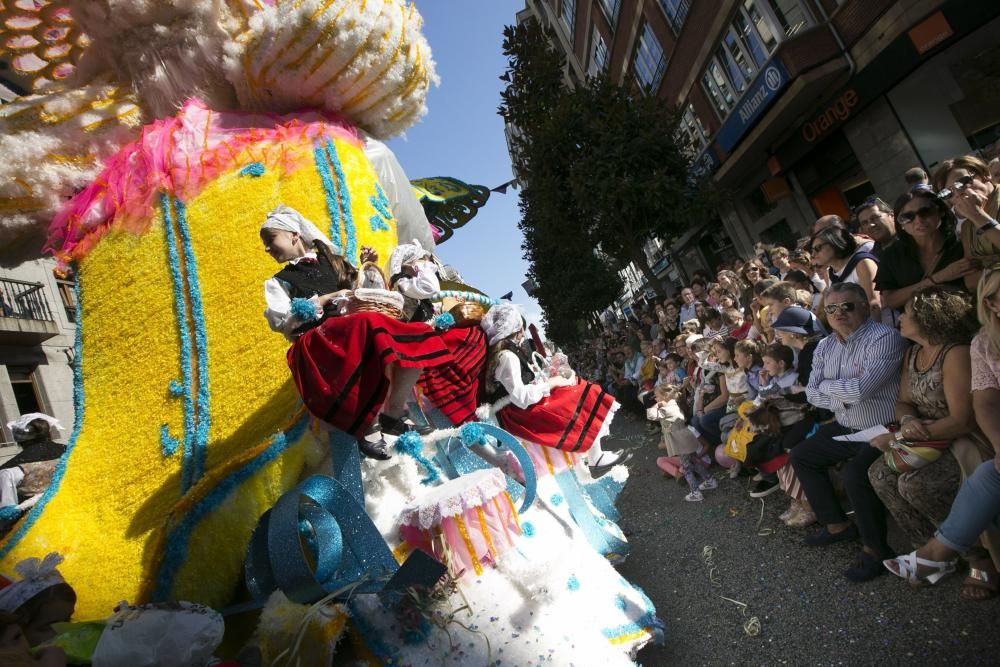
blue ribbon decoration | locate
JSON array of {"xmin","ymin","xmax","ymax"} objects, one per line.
[
  {"xmin": 554, "ymin": 469, "xmax": 630, "ymax": 562},
  {"xmin": 582, "ymin": 475, "xmax": 623, "ymax": 523},
  {"xmin": 443, "ymin": 422, "xmax": 536, "ymax": 513},
  {"xmin": 245, "ymin": 475, "xmax": 444, "ymax": 604},
  {"xmin": 329, "ymin": 431, "xmax": 363, "ymax": 505}
]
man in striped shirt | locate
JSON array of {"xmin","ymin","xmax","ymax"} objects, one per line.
[{"xmin": 790, "ymin": 282, "xmax": 908, "ymax": 582}]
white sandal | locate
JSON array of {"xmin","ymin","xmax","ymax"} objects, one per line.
[{"xmin": 883, "ymin": 551, "xmax": 956, "ymax": 585}]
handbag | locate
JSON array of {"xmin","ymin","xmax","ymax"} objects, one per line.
[{"xmin": 884, "ymin": 431, "xmax": 951, "ymax": 473}]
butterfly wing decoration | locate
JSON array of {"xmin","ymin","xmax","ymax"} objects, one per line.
[{"xmin": 410, "ymin": 176, "xmax": 491, "ymax": 245}]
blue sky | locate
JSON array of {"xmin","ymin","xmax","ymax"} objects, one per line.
[{"xmin": 387, "ymin": 0, "xmax": 546, "ymax": 334}]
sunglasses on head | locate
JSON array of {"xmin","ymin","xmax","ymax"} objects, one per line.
[
  {"xmin": 898, "ymin": 205, "xmax": 938, "ymax": 225},
  {"xmin": 824, "ymin": 302, "xmax": 858, "ymax": 315}
]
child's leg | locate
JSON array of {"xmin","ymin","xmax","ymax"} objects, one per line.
[
  {"xmin": 679, "ymin": 454, "xmax": 701, "ymax": 492},
  {"xmin": 688, "ymin": 454, "xmax": 712, "ymax": 482}
]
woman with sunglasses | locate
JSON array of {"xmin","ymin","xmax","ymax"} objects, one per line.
[
  {"xmin": 809, "ymin": 224, "xmax": 881, "ymax": 320},
  {"xmin": 933, "ymin": 155, "xmax": 1000, "ymax": 290},
  {"xmin": 874, "ymin": 189, "xmax": 977, "ymax": 312}
]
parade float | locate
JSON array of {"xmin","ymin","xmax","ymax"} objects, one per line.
[{"xmin": 0, "ymin": 1, "xmax": 661, "ymax": 662}]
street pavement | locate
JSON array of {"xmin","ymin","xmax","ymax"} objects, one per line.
[{"xmin": 606, "ymin": 412, "xmax": 1000, "ymax": 666}]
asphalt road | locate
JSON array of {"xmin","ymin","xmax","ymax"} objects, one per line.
[{"xmin": 607, "ymin": 413, "xmax": 1000, "ymax": 667}]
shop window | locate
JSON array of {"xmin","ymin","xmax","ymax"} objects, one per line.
[
  {"xmin": 8, "ymin": 367, "xmax": 44, "ymax": 416},
  {"xmin": 659, "ymin": 0, "xmax": 690, "ymax": 33},
  {"xmin": 589, "ymin": 26, "xmax": 609, "ymax": 76},
  {"xmin": 633, "ymin": 22, "xmax": 667, "ymax": 95},
  {"xmin": 559, "ymin": 0, "xmax": 576, "ymax": 43}
]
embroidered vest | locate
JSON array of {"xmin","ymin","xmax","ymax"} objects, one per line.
[
  {"xmin": 273, "ymin": 253, "xmax": 347, "ymax": 300},
  {"xmin": 486, "ymin": 347, "xmax": 537, "ymax": 405}
]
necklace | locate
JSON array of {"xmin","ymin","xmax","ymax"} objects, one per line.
[{"xmin": 914, "ymin": 343, "xmax": 944, "ymax": 372}]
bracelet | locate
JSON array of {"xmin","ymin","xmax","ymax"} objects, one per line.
[
  {"xmin": 899, "ymin": 414, "xmax": 919, "ymax": 425},
  {"xmin": 976, "ymin": 218, "xmax": 999, "ymax": 236}
]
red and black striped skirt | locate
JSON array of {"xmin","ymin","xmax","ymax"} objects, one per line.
[
  {"xmin": 497, "ymin": 381, "xmax": 616, "ymax": 453},
  {"xmin": 416, "ymin": 325, "xmax": 488, "ymax": 425},
  {"xmin": 287, "ymin": 312, "xmax": 453, "ymax": 437}
]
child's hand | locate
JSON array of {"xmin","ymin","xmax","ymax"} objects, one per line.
[
  {"xmin": 360, "ymin": 246, "xmax": 378, "ymax": 264},
  {"xmin": 758, "ymin": 370, "xmax": 770, "ymax": 385}
]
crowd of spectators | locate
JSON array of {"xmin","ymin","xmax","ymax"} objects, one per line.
[{"xmin": 566, "ymin": 156, "xmax": 1000, "ymax": 598}]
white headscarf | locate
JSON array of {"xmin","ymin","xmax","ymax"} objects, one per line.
[
  {"xmin": 388, "ymin": 238, "xmax": 430, "ymax": 278},
  {"xmin": 6, "ymin": 413, "xmax": 61, "ymax": 443},
  {"xmin": 260, "ymin": 205, "xmax": 334, "ymax": 251},
  {"xmin": 0, "ymin": 553, "xmax": 66, "ymax": 613},
  {"xmin": 481, "ymin": 303, "xmax": 523, "ymax": 346}
]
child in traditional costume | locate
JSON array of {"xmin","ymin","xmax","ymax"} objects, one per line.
[
  {"xmin": 480, "ymin": 304, "xmax": 627, "ymax": 471},
  {"xmin": 260, "ymin": 206, "xmax": 453, "ymax": 459},
  {"xmin": 0, "ymin": 554, "xmax": 75, "ymax": 648}
]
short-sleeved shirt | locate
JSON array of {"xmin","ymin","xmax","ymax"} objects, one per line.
[
  {"xmin": 874, "ymin": 235, "xmax": 964, "ymax": 293},
  {"xmin": 970, "ymin": 332, "xmax": 1000, "ymax": 391}
]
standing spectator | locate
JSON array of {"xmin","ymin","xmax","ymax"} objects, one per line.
[
  {"xmin": 875, "ymin": 188, "xmax": 976, "ymax": 312},
  {"xmin": 855, "ymin": 197, "xmax": 898, "ymax": 258},
  {"xmin": 690, "ymin": 279, "xmax": 709, "ymax": 303},
  {"xmin": 770, "ymin": 247, "xmax": 792, "ymax": 279},
  {"xmin": 790, "ymin": 282, "xmax": 908, "ymax": 582},
  {"xmin": 811, "ymin": 225, "xmax": 881, "ymax": 319},
  {"xmin": 904, "ymin": 167, "xmax": 929, "ymax": 188},
  {"xmin": 934, "ymin": 155, "xmax": 1000, "ymax": 290},
  {"xmin": 679, "ymin": 287, "xmax": 698, "ymax": 324},
  {"xmin": 788, "ymin": 249, "xmax": 827, "ymax": 294}
]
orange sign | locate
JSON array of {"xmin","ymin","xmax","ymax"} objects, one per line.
[{"xmin": 908, "ymin": 12, "xmax": 953, "ymax": 55}]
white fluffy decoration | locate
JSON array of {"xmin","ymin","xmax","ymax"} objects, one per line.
[
  {"xmin": 66, "ymin": 0, "xmax": 243, "ymax": 118},
  {"xmin": 0, "ymin": 83, "xmax": 144, "ymax": 266},
  {"xmin": 228, "ymin": 0, "xmax": 439, "ymax": 138}
]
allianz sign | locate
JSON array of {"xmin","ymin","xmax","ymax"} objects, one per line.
[{"xmin": 717, "ymin": 61, "xmax": 789, "ymax": 153}]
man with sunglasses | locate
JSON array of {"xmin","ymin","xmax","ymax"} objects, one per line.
[{"xmin": 789, "ymin": 282, "xmax": 907, "ymax": 582}]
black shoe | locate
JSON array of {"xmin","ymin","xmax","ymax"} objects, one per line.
[
  {"xmin": 844, "ymin": 550, "xmax": 888, "ymax": 583},
  {"xmin": 358, "ymin": 430, "xmax": 393, "ymax": 461},
  {"xmin": 379, "ymin": 412, "xmax": 432, "ymax": 436},
  {"xmin": 804, "ymin": 524, "xmax": 859, "ymax": 547},
  {"xmin": 589, "ymin": 449, "xmax": 633, "ymax": 476},
  {"xmin": 749, "ymin": 479, "xmax": 780, "ymax": 498}
]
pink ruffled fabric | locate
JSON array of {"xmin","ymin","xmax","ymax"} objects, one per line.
[
  {"xmin": 400, "ymin": 469, "xmax": 520, "ymax": 577},
  {"xmin": 45, "ymin": 98, "xmax": 360, "ymax": 267}
]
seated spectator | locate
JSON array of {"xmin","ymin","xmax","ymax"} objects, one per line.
[
  {"xmin": 770, "ymin": 246, "xmax": 792, "ymax": 279},
  {"xmin": 689, "ymin": 337, "xmax": 727, "ymax": 448},
  {"xmin": 690, "ymin": 279, "xmax": 709, "ymax": 304},
  {"xmin": 715, "ymin": 270, "xmax": 745, "ymax": 308},
  {"xmin": 884, "ymin": 459, "xmax": 999, "ymax": 599},
  {"xmin": 658, "ymin": 353, "xmax": 686, "ymax": 385},
  {"xmin": 660, "ymin": 302, "xmax": 681, "ymax": 339},
  {"xmin": 866, "ymin": 287, "xmax": 983, "ymax": 569},
  {"xmin": 934, "ymin": 155, "xmax": 1000, "ymax": 290},
  {"xmin": 693, "ymin": 301, "xmax": 711, "ymax": 328},
  {"xmin": 784, "ymin": 269, "xmax": 822, "ymax": 313},
  {"xmin": 855, "ymin": 197, "xmax": 898, "ymax": 258},
  {"xmin": 904, "ymin": 166, "xmax": 929, "ymax": 188},
  {"xmin": 740, "ymin": 259, "xmax": 769, "ymax": 315},
  {"xmin": 810, "ymin": 224, "xmax": 881, "ymax": 319},
  {"xmin": 788, "ymin": 249, "xmax": 827, "ymax": 294},
  {"xmin": 790, "ymin": 282, "xmax": 908, "ymax": 582},
  {"xmin": 702, "ymin": 308, "xmax": 728, "ymax": 339},
  {"xmin": 723, "ymin": 307, "xmax": 750, "ymax": 340},
  {"xmin": 875, "ymin": 188, "xmax": 976, "ymax": 313}
]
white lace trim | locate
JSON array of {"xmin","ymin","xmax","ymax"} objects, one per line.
[{"xmin": 400, "ymin": 468, "xmax": 508, "ymax": 529}]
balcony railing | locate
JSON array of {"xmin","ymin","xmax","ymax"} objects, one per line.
[{"xmin": 0, "ymin": 277, "xmax": 55, "ymax": 322}]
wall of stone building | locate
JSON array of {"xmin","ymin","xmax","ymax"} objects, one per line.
[
  {"xmin": 0, "ymin": 258, "xmax": 77, "ymax": 444},
  {"xmin": 842, "ymin": 96, "xmax": 923, "ymax": 204}
]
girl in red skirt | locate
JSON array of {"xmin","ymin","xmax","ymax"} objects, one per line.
[
  {"xmin": 480, "ymin": 304, "xmax": 628, "ymax": 471},
  {"xmin": 260, "ymin": 206, "xmax": 453, "ymax": 459}
]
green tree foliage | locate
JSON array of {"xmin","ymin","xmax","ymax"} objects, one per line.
[{"xmin": 499, "ymin": 21, "xmax": 715, "ymax": 344}]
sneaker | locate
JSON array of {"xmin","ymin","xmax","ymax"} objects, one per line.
[
  {"xmin": 698, "ymin": 478, "xmax": 718, "ymax": 491},
  {"xmin": 749, "ymin": 479, "xmax": 780, "ymax": 498},
  {"xmin": 727, "ymin": 462, "xmax": 742, "ymax": 479},
  {"xmin": 844, "ymin": 550, "xmax": 889, "ymax": 583},
  {"xmin": 684, "ymin": 490, "xmax": 704, "ymax": 502},
  {"xmin": 779, "ymin": 501, "xmax": 798, "ymax": 522},
  {"xmin": 751, "ymin": 472, "xmax": 764, "ymax": 482}
]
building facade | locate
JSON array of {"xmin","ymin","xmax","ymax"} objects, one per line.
[
  {"xmin": 0, "ymin": 258, "xmax": 77, "ymax": 446},
  {"xmin": 515, "ymin": 0, "xmax": 1000, "ymax": 295}
]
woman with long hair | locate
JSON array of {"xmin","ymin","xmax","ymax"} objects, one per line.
[
  {"xmin": 934, "ymin": 155, "xmax": 1000, "ymax": 290},
  {"xmin": 874, "ymin": 188, "xmax": 978, "ymax": 311}
]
